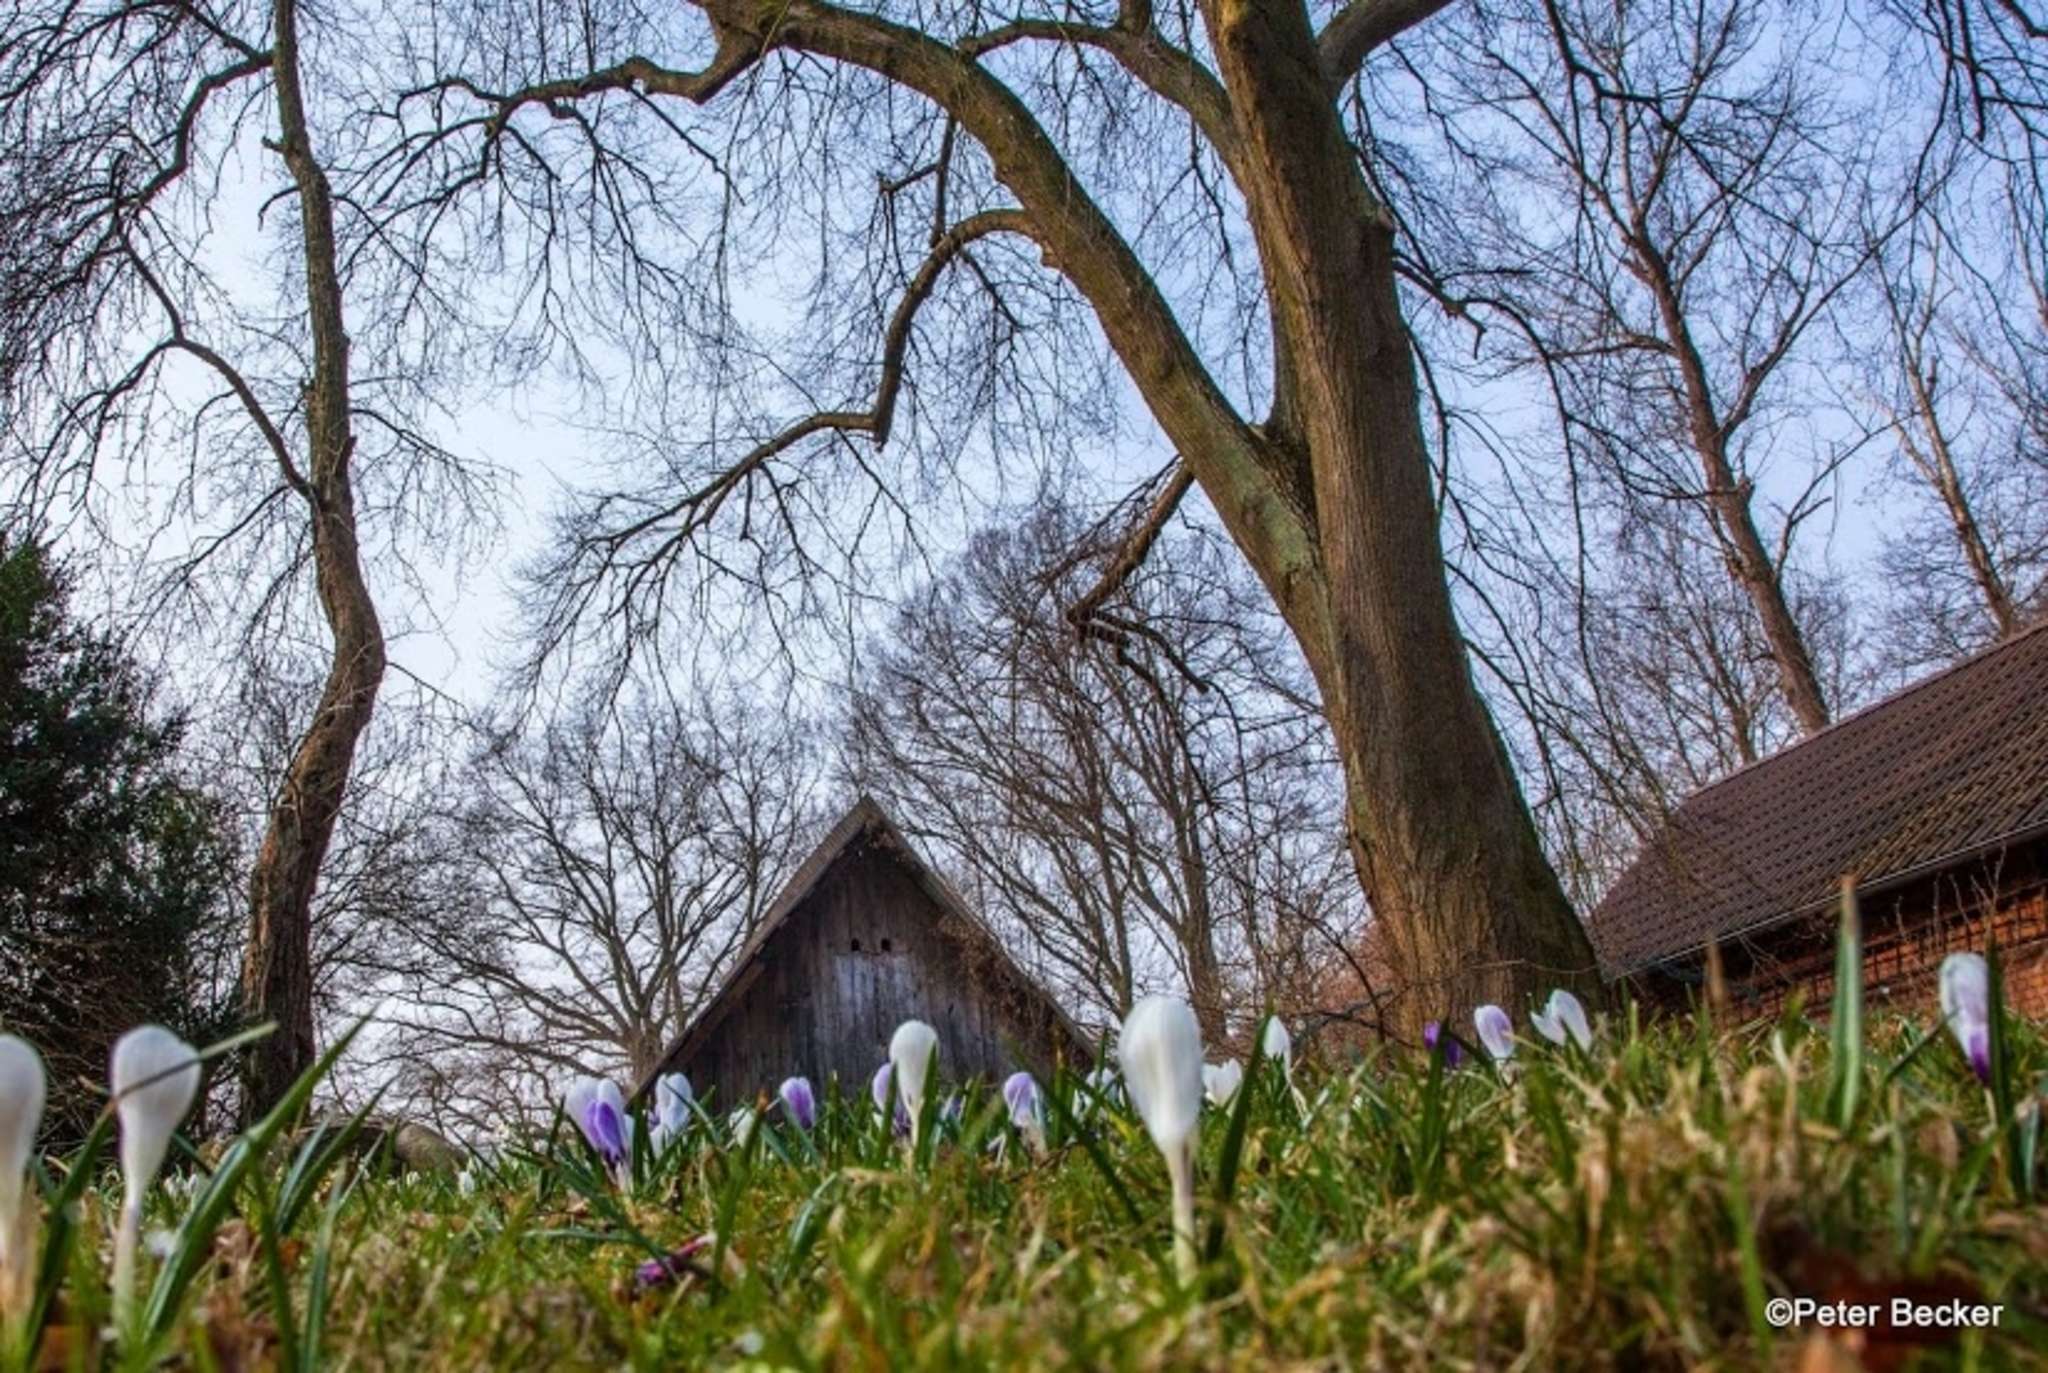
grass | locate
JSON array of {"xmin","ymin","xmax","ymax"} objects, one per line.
[{"xmin": 9, "ymin": 996, "xmax": 2048, "ymax": 1371}]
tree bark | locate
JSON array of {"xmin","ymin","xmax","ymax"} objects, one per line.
[
  {"xmin": 239, "ymin": 0, "xmax": 386, "ymax": 1120},
  {"xmin": 1203, "ymin": 0, "xmax": 1598, "ymax": 1026}
]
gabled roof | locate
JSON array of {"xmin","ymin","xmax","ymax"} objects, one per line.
[
  {"xmin": 1591, "ymin": 617, "xmax": 2048, "ymax": 973},
  {"xmin": 632, "ymin": 796, "xmax": 1091, "ymax": 1102}
]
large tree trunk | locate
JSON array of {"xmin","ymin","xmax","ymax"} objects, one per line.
[
  {"xmin": 1203, "ymin": 0, "xmax": 1598, "ymax": 1028},
  {"xmin": 240, "ymin": 0, "xmax": 386, "ymax": 1120}
]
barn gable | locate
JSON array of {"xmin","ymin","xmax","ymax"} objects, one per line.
[{"xmin": 633, "ymin": 797, "xmax": 1093, "ymax": 1108}]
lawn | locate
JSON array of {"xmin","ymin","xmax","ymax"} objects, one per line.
[{"xmin": 11, "ymin": 973, "xmax": 2046, "ymax": 1372}]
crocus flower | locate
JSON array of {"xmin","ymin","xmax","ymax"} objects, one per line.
[
  {"xmin": 727, "ymin": 1105, "xmax": 759, "ymax": 1149},
  {"xmin": 1119, "ymin": 995, "xmax": 1204, "ymax": 1283},
  {"xmin": 109, "ymin": 1026, "xmax": 200, "ymax": 1331},
  {"xmin": 1473, "ymin": 1005, "xmax": 1515, "ymax": 1063},
  {"xmin": 889, "ymin": 1020, "xmax": 939, "ymax": 1146},
  {"xmin": 870, "ymin": 1062, "xmax": 910, "ymax": 1135},
  {"xmin": 1939, "ymin": 952, "xmax": 1992, "ymax": 1084},
  {"xmin": 0, "ymin": 1034, "xmax": 45, "ymax": 1323},
  {"xmin": 650, "ymin": 1072, "xmax": 693, "ymax": 1153},
  {"xmin": 634, "ymin": 1233, "xmax": 714, "ymax": 1290},
  {"xmin": 1261, "ymin": 1017, "xmax": 1293, "ymax": 1075},
  {"xmin": 566, "ymin": 1076, "xmax": 631, "ymax": 1183},
  {"xmin": 1530, "ymin": 989, "xmax": 1593, "ymax": 1050},
  {"xmin": 1202, "ymin": 1059, "xmax": 1244, "ymax": 1107},
  {"xmin": 1423, "ymin": 1021, "xmax": 1464, "ymax": 1069},
  {"xmin": 777, "ymin": 1077, "xmax": 816, "ymax": 1131},
  {"xmin": 1003, "ymin": 1073, "xmax": 1048, "ymax": 1155}
]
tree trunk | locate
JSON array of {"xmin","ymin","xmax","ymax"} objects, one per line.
[
  {"xmin": 700, "ymin": 0, "xmax": 1598, "ymax": 1034},
  {"xmin": 1638, "ymin": 241, "xmax": 1833, "ymax": 734},
  {"xmin": 240, "ymin": 0, "xmax": 386, "ymax": 1120},
  {"xmin": 1896, "ymin": 363, "xmax": 2019, "ymax": 637},
  {"xmin": 1204, "ymin": 0, "xmax": 1598, "ymax": 1030}
]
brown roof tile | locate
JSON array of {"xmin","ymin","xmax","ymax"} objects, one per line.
[{"xmin": 1590, "ymin": 618, "xmax": 2048, "ymax": 972}]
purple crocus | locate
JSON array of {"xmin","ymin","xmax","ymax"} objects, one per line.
[
  {"xmin": 566, "ymin": 1076, "xmax": 629, "ymax": 1165},
  {"xmin": 1003, "ymin": 1070, "xmax": 1046, "ymax": 1154},
  {"xmin": 1002, "ymin": 1071, "xmax": 1041, "ymax": 1127},
  {"xmin": 634, "ymin": 1234, "xmax": 713, "ymax": 1290},
  {"xmin": 1473, "ymin": 1005, "xmax": 1515, "ymax": 1063},
  {"xmin": 870, "ymin": 1062, "xmax": 910, "ymax": 1135},
  {"xmin": 778, "ymin": 1076, "xmax": 817, "ymax": 1130},
  {"xmin": 1939, "ymin": 952, "xmax": 1993, "ymax": 1084},
  {"xmin": 1423, "ymin": 1020, "xmax": 1464, "ymax": 1069}
]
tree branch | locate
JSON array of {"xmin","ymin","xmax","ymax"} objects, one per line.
[{"xmin": 1317, "ymin": 0, "xmax": 1455, "ymax": 92}]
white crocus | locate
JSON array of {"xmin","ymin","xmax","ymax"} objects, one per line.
[
  {"xmin": 1530, "ymin": 989, "xmax": 1593, "ymax": 1051},
  {"xmin": 889, "ymin": 1020, "xmax": 940, "ymax": 1147},
  {"xmin": 109, "ymin": 1026, "xmax": 200, "ymax": 1332},
  {"xmin": 1202, "ymin": 1059, "xmax": 1244, "ymax": 1108},
  {"xmin": 1119, "ymin": 995, "xmax": 1205, "ymax": 1283},
  {"xmin": 0, "ymin": 1035, "xmax": 46, "ymax": 1324},
  {"xmin": 1473, "ymin": 1005, "xmax": 1516, "ymax": 1063},
  {"xmin": 1261, "ymin": 1017, "xmax": 1292, "ymax": 1075}
]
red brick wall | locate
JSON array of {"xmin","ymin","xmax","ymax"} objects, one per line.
[{"xmin": 1633, "ymin": 838, "xmax": 2048, "ymax": 1022}]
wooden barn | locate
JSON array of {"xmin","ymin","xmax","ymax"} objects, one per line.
[
  {"xmin": 632, "ymin": 798, "xmax": 1093, "ymax": 1109},
  {"xmin": 1592, "ymin": 618, "xmax": 2048, "ymax": 1019}
]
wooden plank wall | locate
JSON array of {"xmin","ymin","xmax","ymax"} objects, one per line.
[{"xmin": 677, "ymin": 839, "xmax": 1077, "ymax": 1108}]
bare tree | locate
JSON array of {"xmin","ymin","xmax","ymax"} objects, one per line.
[
  {"xmin": 1424, "ymin": 0, "xmax": 1889, "ymax": 736},
  {"xmin": 1857, "ymin": 216, "xmax": 2048, "ymax": 668},
  {"xmin": 0, "ymin": 0, "xmax": 493, "ymax": 1114},
  {"xmin": 377, "ymin": 0, "xmax": 1602, "ymax": 1023},
  {"xmin": 352, "ymin": 682, "xmax": 818, "ymax": 1136},
  {"xmin": 847, "ymin": 502, "xmax": 1357, "ymax": 1040}
]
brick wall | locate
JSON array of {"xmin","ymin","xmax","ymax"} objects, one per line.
[{"xmin": 1632, "ymin": 837, "xmax": 2048, "ymax": 1022}]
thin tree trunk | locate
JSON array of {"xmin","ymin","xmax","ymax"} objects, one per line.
[
  {"xmin": 240, "ymin": 0, "xmax": 386, "ymax": 1120},
  {"xmin": 1638, "ymin": 241, "xmax": 1833, "ymax": 734},
  {"xmin": 1896, "ymin": 366, "xmax": 2019, "ymax": 636}
]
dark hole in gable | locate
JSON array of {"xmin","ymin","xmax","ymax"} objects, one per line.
[
  {"xmin": 851, "ymin": 938, "xmax": 862, "ymax": 952},
  {"xmin": 882, "ymin": 938, "xmax": 894, "ymax": 953}
]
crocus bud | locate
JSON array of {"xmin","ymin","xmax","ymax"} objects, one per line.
[
  {"xmin": 727, "ymin": 1105, "xmax": 759, "ymax": 1149},
  {"xmin": 1473, "ymin": 1005, "xmax": 1515, "ymax": 1063},
  {"xmin": 109, "ymin": 1026, "xmax": 200, "ymax": 1331},
  {"xmin": 889, "ymin": 1020, "xmax": 939, "ymax": 1146},
  {"xmin": 1002, "ymin": 1071, "xmax": 1045, "ymax": 1156},
  {"xmin": 1202, "ymin": 1059, "xmax": 1243, "ymax": 1108},
  {"xmin": 1261, "ymin": 1017, "xmax": 1292, "ymax": 1074},
  {"xmin": 654, "ymin": 1073, "xmax": 693, "ymax": 1132},
  {"xmin": 1119, "ymin": 995, "xmax": 1204, "ymax": 1283},
  {"xmin": 778, "ymin": 1077, "xmax": 816, "ymax": 1131},
  {"xmin": 1530, "ymin": 990, "xmax": 1593, "ymax": 1050},
  {"xmin": 1423, "ymin": 1021, "xmax": 1464, "ymax": 1069},
  {"xmin": 1002, "ymin": 1071, "xmax": 1040, "ymax": 1128},
  {"xmin": 0, "ymin": 1035, "xmax": 46, "ymax": 1321},
  {"xmin": 1939, "ymin": 952, "xmax": 1992, "ymax": 1085},
  {"xmin": 565, "ymin": 1076, "xmax": 629, "ymax": 1173},
  {"xmin": 868, "ymin": 1062, "xmax": 906, "ymax": 1136}
]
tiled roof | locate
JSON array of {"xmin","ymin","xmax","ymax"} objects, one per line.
[{"xmin": 1590, "ymin": 618, "xmax": 2048, "ymax": 972}]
